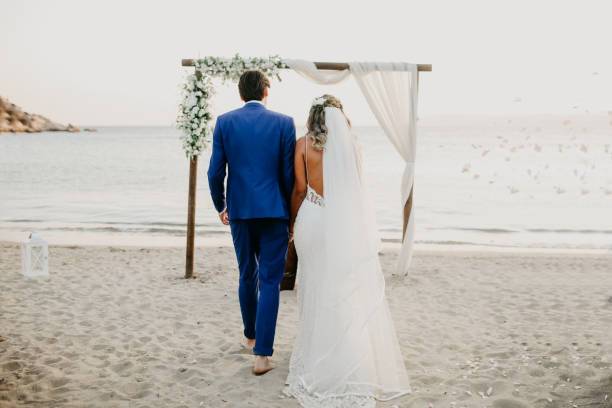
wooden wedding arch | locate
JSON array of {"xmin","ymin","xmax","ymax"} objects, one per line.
[{"xmin": 181, "ymin": 58, "xmax": 432, "ymax": 278}]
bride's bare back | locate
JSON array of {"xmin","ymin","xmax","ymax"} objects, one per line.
[
  {"xmin": 297, "ymin": 136, "xmax": 323, "ymax": 196},
  {"xmin": 289, "ymin": 94, "xmax": 351, "ymax": 235},
  {"xmin": 289, "ymin": 136, "xmax": 323, "ymax": 234}
]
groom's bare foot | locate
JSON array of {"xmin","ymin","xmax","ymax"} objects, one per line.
[
  {"xmin": 244, "ymin": 337, "xmax": 255, "ymax": 349},
  {"xmin": 252, "ymin": 356, "xmax": 274, "ymax": 376}
]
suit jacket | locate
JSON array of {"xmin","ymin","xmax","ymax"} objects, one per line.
[{"xmin": 207, "ymin": 102, "xmax": 296, "ymax": 220}]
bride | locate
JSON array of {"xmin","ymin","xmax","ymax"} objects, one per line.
[{"xmin": 285, "ymin": 95, "xmax": 411, "ymax": 407}]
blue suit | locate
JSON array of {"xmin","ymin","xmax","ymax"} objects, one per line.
[{"xmin": 207, "ymin": 101, "xmax": 296, "ymax": 356}]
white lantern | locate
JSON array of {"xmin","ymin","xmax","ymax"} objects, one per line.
[{"xmin": 21, "ymin": 232, "xmax": 49, "ymax": 278}]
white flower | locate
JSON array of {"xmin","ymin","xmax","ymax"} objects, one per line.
[
  {"xmin": 312, "ymin": 97, "xmax": 326, "ymax": 107},
  {"xmin": 185, "ymin": 94, "xmax": 197, "ymax": 109},
  {"xmin": 178, "ymin": 54, "xmax": 286, "ymax": 159}
]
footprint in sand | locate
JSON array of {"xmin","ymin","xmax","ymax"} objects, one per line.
[
  {"xmin": 492, "ymin": 399, "xmax": 528, "ymax": 408},
  {"xmin": 138, "ymin": 336, "xmax": 152, "ymax": 344},
  {"xmin": 42, "ymin": 356, "xmax": 62, "ymax": 365},
  {"xmin": 48, "ymin": 376, "xmax": 70, "ymax": 389},
  {"xmin": 111, "ymin": 360, "xmax": 134, "ymax": 375},
  {"xmin": 199, "ymin": 357, "xmax": 217, "ymax": 364},
  {"xmin": 60, "ymin": 351, "xmax": 80, "ymax": 361},
  {"xmin": 2, "ymin": 361, "xmax": 23, "ymax": 372},
  {"xmin": 92, "ymin": 344, "xmax": 115, "ymax": 353},
  {"xmin": 119, "ymin": 382, "xmax": 153, "ymax": 399},
  {"xmin": 485, "ymin": 351, "xmax": 516, "ymax": 359},
  {"xmin": 175, "ymin": 367, "xmax": 206, "ymax": 381},
  {"xmin": 29, "ymin": 382, "xmax": 44, "ymax": 393},
  {"xmin": 528, "ymin": 368, "xmax": 546, "ymax": 377},
  {"xmin": 83, "ymin": 355, "xmax": 110, "ymax": 369}
]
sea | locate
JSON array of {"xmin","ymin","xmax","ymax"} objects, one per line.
[{"xmin": 1, "ymin": 114, "xmax": 611, "ymax": 251}]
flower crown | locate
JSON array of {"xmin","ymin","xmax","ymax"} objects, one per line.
[{"xmin": 311, "ymin": 97, "xmax": 327, "ymax": 108}]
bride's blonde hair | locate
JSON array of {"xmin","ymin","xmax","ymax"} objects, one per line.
[{"xmin": 306, "ymin": 94, "xmax": 351, "ymax": 150}]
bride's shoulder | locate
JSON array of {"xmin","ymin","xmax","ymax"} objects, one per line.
[{"xmin": 295, "ymin": 136, "xmax": 308, "ymax": 153}]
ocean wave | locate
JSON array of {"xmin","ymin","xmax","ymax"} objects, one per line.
[
  {"xmin": 0, "ymin": 224, "xmax": 227, "ymax": 236},
  {"xmin": 2, "ymin": 219, "xmax": 204, "ymax": 228},
  {"xmin": 526, "ymin": 228, "xmax": 612, "ymax": 234},
  {"xmin": 429, "ymin": 226, "xmax": 612, "ymax": 235}
]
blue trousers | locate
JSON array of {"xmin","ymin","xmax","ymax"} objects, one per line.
[{"xmin": 229, "ymin": 218, "xmax": 288, "ymax": 356}]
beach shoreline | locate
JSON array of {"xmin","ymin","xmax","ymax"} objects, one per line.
[{"xmin": 2, "ymin": 233, "xmax": 611, "ymax": 256}]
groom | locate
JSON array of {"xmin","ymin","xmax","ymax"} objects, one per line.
[{"xmin": 207, "ymin": 70, "xmax": 296, "ymax": 375}]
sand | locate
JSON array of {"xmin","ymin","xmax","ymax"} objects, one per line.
[{"xmin": 1, "ymin": 242, "xmax": 611, "ymax": 408}]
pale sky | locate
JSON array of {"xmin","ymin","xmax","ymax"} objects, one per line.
[{"xmin": 2, "ymin": 0, "xmax": 611, "ymax": 126}]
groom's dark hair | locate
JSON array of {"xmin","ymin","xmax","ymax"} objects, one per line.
[{"xmin": 238, "ymin": 70, "xmax": 270, "ymax": 101}]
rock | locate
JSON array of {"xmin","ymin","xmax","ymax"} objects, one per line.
[{"xmin": 0, "ymin": 96, "xmax": 80, "ymax": 133}]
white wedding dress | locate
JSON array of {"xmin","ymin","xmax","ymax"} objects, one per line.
[{"xmin": 285, "ymin": 107, "xmax": 411, "ymax": 408}]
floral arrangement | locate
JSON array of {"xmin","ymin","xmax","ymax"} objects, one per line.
[{"xmin": 177, "ymin": 54, "xmax": 288, "ymax": 159}]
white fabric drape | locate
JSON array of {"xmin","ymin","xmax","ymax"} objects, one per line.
[
  {"xmin": 283, "ymin": 59, "xmax": 419, "ymax": 275},
  {"xmin": 349, "ymin": 62, "xmax": 418, "ymax": 275},
  {"xmin": 284, "ymin": 59, "xmax": 351, "ymax": 84}
]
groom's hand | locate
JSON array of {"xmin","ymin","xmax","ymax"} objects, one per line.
[{"xmin": 219, "ymin": 209, "xmax": 229, "ymax": 225}]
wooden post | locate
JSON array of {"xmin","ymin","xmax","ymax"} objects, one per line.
[
  {"xmin": 181, "ymin": 59, "xmax": 432, "ymax": 72},
  {"xmin": 185, "ymin": 157, "xmax": 198, "ymax": 278},
  {"xmin": 402, "ymin": 70, "xmax": 420, "ymax": 241},
  {"xmin": 402, "ymin": 186, "xmax": 413, "ymax": 240}
]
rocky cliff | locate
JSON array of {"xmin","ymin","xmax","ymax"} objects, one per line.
[{"xmin": 0, "ymin": 96, "xmax": 80, "ymax": 133}]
